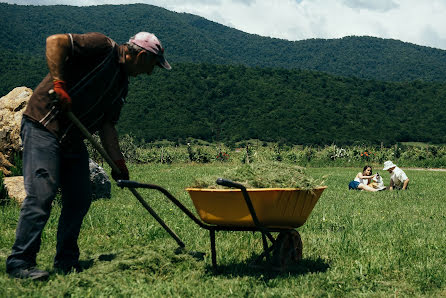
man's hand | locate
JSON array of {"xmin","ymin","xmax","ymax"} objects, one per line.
[
  {"xmin": 402, "ymin": 178, "xmax": 409, "ymax": 190},
  {"xmin": 53, "ymin": 80, "xmax": 72, "ymax": 111},
  {"xmin": 111, "ymin": 159, "xmax": 129, "ymax": 181}
]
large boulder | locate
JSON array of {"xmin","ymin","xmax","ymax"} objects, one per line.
[
  {"xmin": 2, "ymin": 159, "xmax": 111, "ymax": 205},
  {"xmin": 1, "ymin": 87, "xmax": 112, "ymax": 204},
  {"xmin": 0, "ymin": 87, "xmax": 32, "ymax": 175},
  {"xmin": 2, "ymin": 176, "xmax": 26, "ymax": 205},
  {"xmin": 89, "ymin": 159, "xmax": 112, "ymax": 200}
]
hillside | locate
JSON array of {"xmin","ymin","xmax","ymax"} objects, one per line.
[
  {"xmin": 3, "ymin": 52, "xmax": 444, "ymax": 145},
  {"xmin": 1, "ymin": 3, "xmax": 445, "ymax": 146},
  {"xmin": 1, "ymin": 3, "xmax": 446, "ymax": 82},
  {"xmin": 117, "ymin": 63, "xmax": 446, "ymax": 145}
]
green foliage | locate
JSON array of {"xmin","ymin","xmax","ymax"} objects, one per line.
[
  {"xmin": 109, "ymin": 139, "xmax": 446, "ymax": 169},
  {"xmin": 0, "ymin": 171, "xmax": 8, "ymax": 201},
  {"xmin": 186, "ymin": 143, "xmax": 212, "ymax": 163},
  {"xmin": 9, "ymin": 153, "xmax": 23, "ymax": 177},
  {"xmin": 113, "ymin": 64, "xmax": 446, "ymax": 145},
  {"xmin": 2, "ymin": 3, "xmax": 446, "ymax": 145},
  {"xmin": 1, "ymin": 3, "xmax": 446, "ymax": 82},
  {"xmin": 215, "ymin": 151, "xmax": 230, "ymax": 162}
]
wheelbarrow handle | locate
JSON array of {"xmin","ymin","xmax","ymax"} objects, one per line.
[
  {"xmin": 48, "ymin": 90, "xmax": 186, "ymax": 249},
  {"xmin": 216, "ymin": 178, "xmax": 246, "ymax": 190},
  {"xmin": 48, "ymin": 89, "xmax": 122, "ymax": 174},
  {"xmin": 66, "ymin": 111, "xmax": 122, "ymax": 174},
  {"xmin": 216, "ymin": 178, "xmax": 264, "ymax": 229},
  {"xmin": 69, "ymin": 110, "xmax": 186, "ymax": 248}
]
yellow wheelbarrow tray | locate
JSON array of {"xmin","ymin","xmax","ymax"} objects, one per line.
[
  {"xmin": 186, "ymin": 186, "xmax": 327, "ymax": 228},
  {"xmin": 117, "ymin": 179, "xmax": 327, "ymax": 271}
]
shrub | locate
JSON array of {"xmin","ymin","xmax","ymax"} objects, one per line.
[
  {"xmin": 187, "ymin": 143, "xmax": 212, "ymax": 163},
  {"xmin": 0, "ymin": 171, "xmax": 9, "ymax": 201},
  {"xmin": 215, "ymin": 151, "xmax": 230, "ymax": 162},
  {"xmin": 10, "ymin": 152, "xmax": 23, "ymax": 176}
]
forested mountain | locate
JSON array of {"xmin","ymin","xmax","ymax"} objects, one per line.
[
  {"xmin": 1, "ymin": 3, "xmax": 445, "ymax": 145},
  {"xmin": 117, "ymin": 64, "xmax": 446, "ymax": 145},
  {"xmin": 1, "ymin": 3, "xmax": 446, "ymax": 82}
]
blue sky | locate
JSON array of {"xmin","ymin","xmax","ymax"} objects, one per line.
[{"xmin": 3, "ymin": 0, "xmax": 446, "ymax": 50}]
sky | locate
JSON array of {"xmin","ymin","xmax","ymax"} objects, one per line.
[{"xmin": 3, "ymin": 0, "xmax": 446, "ymax": 50}]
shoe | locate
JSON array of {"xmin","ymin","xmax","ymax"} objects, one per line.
[{"xmin": 8, "ymin": 267, "xmax": 49, "ymax": 281}]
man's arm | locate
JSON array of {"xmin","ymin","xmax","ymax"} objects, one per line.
[
  {"xmin": 99, "ymin": 121, "xmax": 123, "ymax": 160},
  {"xmin": 402, "ymin": 178, "xmax": 410, "ymax": 190},
  {"xmin": 46, "ymin": 34, "xmax": 70, "ymax": 81},
  {"xmin": 99, "ymin": 121, "xmax": 129, "ymax": 180},
  {"xmin": 46, "ymin": 34, "xmax": 72, "ymax": 110},
  {"xmin": 389, "ymin": 179, "xmax": 394, "ymax": 190}
]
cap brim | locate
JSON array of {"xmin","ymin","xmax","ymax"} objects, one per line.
[{"xmin": 157, "ymin": 56, "xmax": 171, "ymax": 70}]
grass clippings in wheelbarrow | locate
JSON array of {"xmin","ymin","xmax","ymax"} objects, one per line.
[{"xmin": 191, "ymin": 162, "xmax": 324, "ymax": 190}]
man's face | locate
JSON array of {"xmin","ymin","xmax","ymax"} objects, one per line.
[
  {"xmin": 387, "ymin": 166, "xmax": 395, "ymax": 173},
  {"xmin": 127, "ymin": 51, "xmax": 157, "ymax": 76}
]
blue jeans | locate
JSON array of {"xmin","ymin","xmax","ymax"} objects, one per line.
[
  {"xmin": 348, "ymin": 181, "xmax": 360, "ymax": 190},
  {"xmin": 6, "ymin": 117, "xmax": 91, "ymax": 271}
]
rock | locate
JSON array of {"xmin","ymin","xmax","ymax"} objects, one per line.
[
  {"xmin": 0, "ymin": 87, "xmax": 32, "ymax": 175},
  {"xmin": 1, "ymin": 87, "xmax": 112, "ymax": 203},
  {"xmin": 89, "ymin": 159, "xmax": 111, "ymax": 200},
  {"xmin": 0, "ymin": 153, "xmax": 14, "ymax": 176},
  {"xmin": 2, "ymin": 160, "xmax": 111, "ymax": 206},
  {"xmin": 3, "ymin": 176, "xmax": 26, "ymax": 205}
]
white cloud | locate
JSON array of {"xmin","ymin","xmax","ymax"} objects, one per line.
[
  {"xmin": 3, "ymin": 0, "xmax": 446, "ymax": 49},
  {"xmin": 343, "ymin": 0, "xmax": 399, "ymax": 12}
]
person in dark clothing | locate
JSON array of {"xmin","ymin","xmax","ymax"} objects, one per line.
[{"xmin": 6, "ymin": 31, "xmax": 171, "ymax": 280}]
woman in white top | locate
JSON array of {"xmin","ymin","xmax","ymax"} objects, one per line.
[{"xmin": 348, "ymin": 165, "xmax": 378, "ymax": 192}]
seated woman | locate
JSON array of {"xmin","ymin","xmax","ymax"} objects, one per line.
[{"xmin": 348, "ymin": 165, "xmax": 378, "ymax": 192}]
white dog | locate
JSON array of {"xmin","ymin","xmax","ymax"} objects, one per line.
[{"xmin": 370, "ymin": 172, "xmax": 386, "ymax": 191}]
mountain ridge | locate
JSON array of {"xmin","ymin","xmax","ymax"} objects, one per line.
[{"xmin": 1, "ymin": 3, "xmax": 446, "ymax": 82}]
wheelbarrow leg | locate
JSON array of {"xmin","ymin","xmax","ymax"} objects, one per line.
[
  {"xmin": 261, "ymin": 233, "xmax": 270, "ymax": 262},
  {"xmin": 210, "ymin": 229, "xmax": 217, "ymax": 269},
  {"xmin": 129, "ymin": 188, "xmax": 185, "ymax": 248}
]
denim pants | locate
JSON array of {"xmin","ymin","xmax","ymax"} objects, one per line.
[{"xmin": 6, "ymin": 117, "xmax": 91, "ymax": 271}]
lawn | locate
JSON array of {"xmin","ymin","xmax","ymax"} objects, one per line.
[{"xmin": 1, "ymin": 164, "xmax": 445, "ymax": 297}]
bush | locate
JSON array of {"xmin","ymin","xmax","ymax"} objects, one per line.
[
  {"xmin": 10, "ymin": 152, "xmax": 23, "ymax": 176},
  {"xmin": 0, "ymin": 171, "xmax": 9, "ymax": 201},
  {"xmin": 187, "ymin": 143, "xmax": 212, "ymax": 163}
]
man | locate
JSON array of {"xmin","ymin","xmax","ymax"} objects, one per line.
[
  {"xmin": 6, "ymin": 31, "xmax": 171, "ymax": 280},
  {"xmin": 383, "ymin": 160, "xmax": 409, "ymax": 190}
]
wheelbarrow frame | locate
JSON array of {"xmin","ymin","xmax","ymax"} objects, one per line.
[{"xmin": 117, "ymin": 178, "xmax": 302, "ymax": 269}]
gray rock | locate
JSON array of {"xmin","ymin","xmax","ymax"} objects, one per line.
[
  {"xmin": 0, "ymin": 87, "xmax": 32, "ymax": 175},
  {"xmin": 3, "ymin": 176, "xmax": 25, "ymax": 205},
  {"xmin": 89, "ymin": 159, "xmax": 111, "ymax": 200}
]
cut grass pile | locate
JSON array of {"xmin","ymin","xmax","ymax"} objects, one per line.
[{"xmin": 191, "ymin": 162, "xmax": 324, "ymax": 190}]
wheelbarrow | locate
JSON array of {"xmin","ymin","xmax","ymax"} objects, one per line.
[
  {"xmin": 60, "ymin": 106, "xmax": 327, "ymax": 271},
  {"xmin": 116, "ymin": 179, "xmax": 327, "ymax": 271}
]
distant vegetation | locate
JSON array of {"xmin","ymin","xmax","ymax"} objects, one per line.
[
  {"xmin": 1, "ymin": 3, "xmax": 445, "ymax": 146},
  {"xmin": 119, "ymin": 64, "xmax": 446, "ymax": 145},
  {"xmin": 1, "ymin": 3, "xmax": 446, "ymax": 81},
  {"xmin": 101, "ymin": 136, "xmax": 446, "ymax": 169}
]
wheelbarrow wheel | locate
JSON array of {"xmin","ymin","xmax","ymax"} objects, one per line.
[{"xmin": 272, "ymin": 230, "xmax": 302, "ymax": 271}]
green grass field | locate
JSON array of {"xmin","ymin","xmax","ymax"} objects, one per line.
[{"xmin": 1, "ymin": 164, "xmax": 445, "ymax": 297}]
